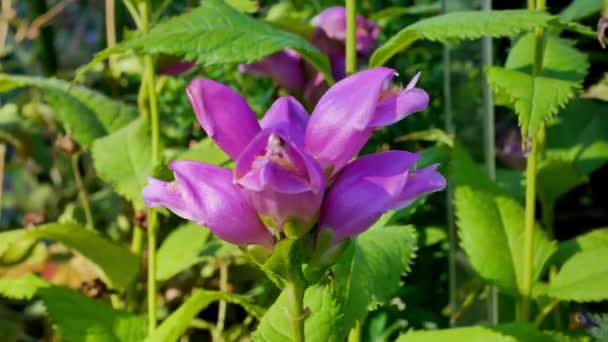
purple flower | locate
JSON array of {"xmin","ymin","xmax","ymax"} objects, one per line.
[
  {"xmin": 305, "ymin": 68, "xmax": 429, "ymax": 175},
  {"xmin": 497, "ymin": 127, "xmax": 526, "ymax": 170},
  {"xmin": 238, "ymin": 50, "xmax": 306, "ymax": 93},
  {"xmin": 311, "ymin": 6, "xmax": 379, "ymax": 56},
  {"xmin": 319, "ymin": 152, "xmax": 445, "ymax": 241},
  {"xmin": 143, "ymin": 68, "xmax": 444, "ymax": 247},
  {"xmin": 239, "ymin": 6, "xmax": 380, "ymax": 105}
]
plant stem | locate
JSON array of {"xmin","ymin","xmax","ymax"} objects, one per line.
[
  {"xmin": 440, "ymin": 0, "xmax": 457, "ymax": 326},
  {"xmin": 146, "ymin": 208, "xmax": 158, "ymax": 332},
  {"xmin": 534, "ymin": 298, "xmax": 560, "ymax": 327},
  {"xmin": 345, "ymin": 0, "xmax": 356, "ymax": 75},
  {"xmin": 105, "ymin": 0, "xmax": 117, "ymax": 73},
  {"xmin": 0, "ymin": 144, "xmax": 5, "ymax": 222},
  {"xmin": 520, "ymin": 0, "xmax": 546, "ymax": 322},
  {"xmin": 521, "ymin": 136, "xmax": 538, "ymax": 321},
  {"xmin": 215, "ymin": 258, "xmax": 229, "ymax": 340},
  {"xmin": 136, "ymin": 0, "xmax": 161, "ymax": 334},
  {"xmin": 482, "ymin": 0, "xmax": 498, "ymax": 325},
  {"xmin": 71, "ymin": 153, "xmax": 94, "ymax": 230},
  {"xmin": 286, "ymin": 282, "xmax": 306, "ymax": 342},
  {"xmin": 145, "ymin": 55, "xmax": 160, "ymax": 164}
]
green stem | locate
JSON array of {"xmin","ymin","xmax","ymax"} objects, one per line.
[
  {"xmin": 541, "ymin": 200, "xmax": 554, "ymax": 239},
  {"xmin": 147, "ymin": 208, "xmax": 158, "ymax": 332},
  {"xmin": 520, "ymin": 0, "xmax": 546, "ymax": 322},
  {"xmin": 71, "ymin": 153, "xmax": 94, "ymax": 230},
  {"xmin": 521, "ymin": 136, "xmax": 538, "ymax": 321},
  {"xmin": 145, "ymin": 55, "xmax": 160, "ymax": 165},
  {"xmin": 345, "ymin": 0, "xmax": 356, "ymax": 75},
  {"xmin": 136, "ymin": 0, "xmax": 161, "ymax": 334},
  {"xmin": 0, "ymin": 144, "xmax": 5, "ymax": 222},
  {"xmin": 215, "ymin": 258, "xmax": 229, "ymax": 340},
  {"xmin": 286, "ymin": 282, "xmax": 306, "ymax": 342},
  {"xmin": 534, "ymin": 298, "xmax": 560, "ymax": 328}
]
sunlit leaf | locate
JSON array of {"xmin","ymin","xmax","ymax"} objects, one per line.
[
  {"xmin": 77, "ymin": 0, "xmax": 332, "ymax": 84},
  {"xmin": 547, "ymin": 247, "xmax": 608, "ymax": 302},
  {"xmin": 371, "ymin": 10, "xmax": 555, "ymax": 67},
  {"xmin": 0, "ymin": 75, "xmax": 136, "ymax": 148},
  {"xmin": 452, "ymin": 146, "xmax": 556, "ymax": 294}
]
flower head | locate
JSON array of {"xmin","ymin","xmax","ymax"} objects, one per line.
[
  {"xmin": 143, "ymin": 68, "xmax": 445, "ymax": 248},
  {"xmin": 239, "ymin": 6, "xmax": 380, "ymax": 105}
]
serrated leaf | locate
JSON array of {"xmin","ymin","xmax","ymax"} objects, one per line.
[
  {"xmin": 486, "ymin": 66, "xmax": 579, "ymax": 137},
  {"xmin": 331, "ymin": 223, "xmax": 417, "ymax": 339},
  {"xmin": 78, "ymin": 0, "xmax": 332, "ymax": 84},
  {"xmin": 92, "ymin": 118, "xmax": 154, "ymax": 208},
  {"xmin": 0, "ymin": 75, "xmax": 136, "ymax": 148},
  {"xmin": 547, "ymin": 247, "xmax": 608, "ymax": 302},
  {"xmin": 506, "ymin": 33, "xmax": 589, "ymax": 83},
  {"xmin": 156, "ymin": 222, "xmax": 211, "ymax": 281},
  {"xmin": 546, "ymin": 99, "xmax": 608, "ymax": 175},
  {"xmin": 550, "ymin": 228, "xmax": 608, "ymax": 266},
  {"xmin": 0, "ymin": 274, "xmax": 146, "ymax": 341},
  {"xmin": 0, "ymin": 273, "xmax": 49, "ymax": 300},
  {"xmin": 253, "ymin": 285, "xmax": 341, "ymax": 342},
  {"xmin": 559, "ymin": 0, "xmax": 603, "ymax": 21},
  {"xmin": 148, "ymin": 289, "xmax": 265, "ymax": 342},
  {"xmin": 370, "ymin": 10, "xmax": 555, "ymax": 67},
  {"xmin": 452, "ymin": 146, "xmax": 556, "ymax": 294},
  {"xmin": 22, "ymin": 222, "xmax": 139, "ymax": 289}
]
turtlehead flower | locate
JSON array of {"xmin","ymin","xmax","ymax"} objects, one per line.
[
  {"xmin": 239, "ymin": 6, "xmax": 380, "ymax": 105},
  {"xmin": 143, "ymin": 68, "xmax": 445, "ymax": 248}
]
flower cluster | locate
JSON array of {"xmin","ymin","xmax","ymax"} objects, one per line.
[
  {"xmin": 143, "ymin": 67, "xmax": 445, "ymax": 249},
  {"xmin": 239, "ymin": 6, "xmax": 379, "ymax": 105}
]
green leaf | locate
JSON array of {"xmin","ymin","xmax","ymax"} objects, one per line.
[
  {"xmin": 485, "ymin": 67, "xmax": 580, "ymax": 138},
  {"xmin": 225, "ymin": 0, "xmax": 258, "ymax": 13},
  {"xmin": 92, "ymin": 118, "xmax": 154, "ymax": 208},
  {"xmin": 0, "ymin": 273, "xmax": 49, "ymax": 300},
  {"xmin": 0, "ymin": 75, "xmax": 136, "ymax": 148},
  {"xmin": 452, "ymin": 146, "xmax": 556, "ymax": 294},
  {"xmin": 369, "ymin": 3, "xmax": 441, "ymax": 24},
  {"xmin": 547, "ymin": 247, "xmax": 608, "ymax": 302},
  {"xmin": 253, "ymin": 285, "xmax": 341, "ymax": 342},
  {"xmin": 39, "ymin": 285, "xmax": 147, "ymax": 342},
  {"xmin": 419, "ymin": 225, "xmax": 447, "ymax": 247},
  {"xmin": 148, "ymin": 290, "xmax": 265, "ymax": 342},
  {"xmin": 546, "ymin": 99, "xmax": 608, "ymax": 175},
  {"xmin": 505, "ymin": 33, "xmax": 588, "ymax": 83},
  {"xmin": 396, "ymin": 326, "xmax": 516, "ymax": 342},
  {"xmin": 156, "ymin": 222, "xmax": 211, "ymax": 281},
  {"xmin": 536, "ymin": 157, "xmax": 588, "ymax": 209},
  {"xmin": 174, "ymin": 138, "xmax": 233, "ymax": 168},
  {"xmin": 78, "ymin": 0, "xmax": 333, "ymax": 84},
  {"xmin": 559, "ymin": 0, "xmax": 603, "ymax": 21},
  {"xmin": 0, "ymin": 274, "xmax": 146, "ymax": 341},
  {"xmin": 487, "ymin": 33, "xmax": 587, "ymax": 138},
  {"xmin": 370, "ymin": 10, "xmax": 555, "ymax": 67},
  {"xmin": 331, "ymin": 223, "xmax": 417, "ymax": 339},
  {"xmin": 397, "ymin": 322, "xmax": 563, "ymax": 342},
  {"xmin": 24, "ymin": 222, "xmax": 139, "ymax": 289},
  {"xmin": 551, "ymin": 228, "xmax": 608, "ymax": 266}
]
